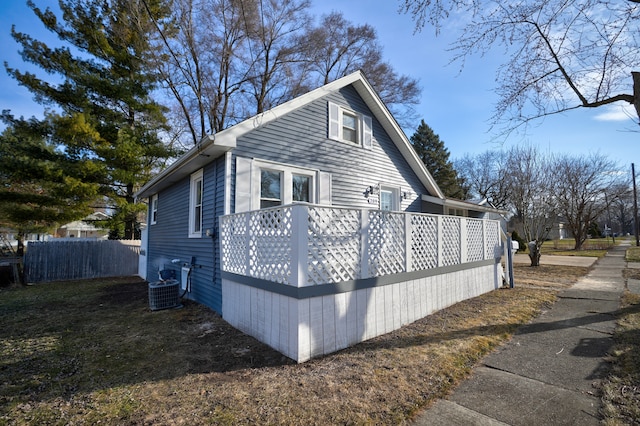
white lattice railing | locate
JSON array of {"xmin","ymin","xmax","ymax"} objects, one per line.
[{"xmin": 219, "ymin": 204, "xmax": 503, "ymax": 287}]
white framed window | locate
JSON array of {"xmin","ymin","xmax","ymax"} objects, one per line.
[
  {"xmin": 292, "ymin": 174, "xmax": 311, "ymax": 202},
  {"xmin": 256, "ymin": 162, "xmax": 316, "ymax": 208},
  {"xmin": 260, "ymin": 169, "xmax": 282, "ymax": 208},
  {"xmin": 447, "ymin": 207, "xmax": 466, "ymax": 217},
  {"xmin": 235, "ymin": 157, "xmax": 331, "ymax": 212},
  {"xmin": 379, "ymin": 185, "xmax": 400, "ymax": 211},
  {"xmin": 328, "ymin": 101, "xmax": 373, "ymax": 148},
  {"xmin": 189, "ymin": 169, "xmax": 203, "ymax": 238},
  {"xmin": 150, "ymin": 194, "xmax": 158, "ymax": 225}
]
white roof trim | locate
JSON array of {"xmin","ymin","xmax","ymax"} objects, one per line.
[
  {"xmin": 422, "ymin": 194, "xmax": 509, "ymax": 215},
  {"xmin": 135, "ymin": 70, "xmax": 444, "ymax": 200}
]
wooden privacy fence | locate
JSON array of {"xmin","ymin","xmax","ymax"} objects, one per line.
[{"xmin": 24, "ymin": 240, "xmax": 140, "ymax": 283}]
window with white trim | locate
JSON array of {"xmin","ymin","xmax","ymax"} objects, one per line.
[
  {"xmin": 379, "ymin": 185, "xmax": 400, "ymax": 211},
  {"xmin": 260, "ymin": 169, "xmax": 282, "ymax": 208},
  {"xmin": 328, "ymin": 101, "xmax": 373, "ymax": 148},
  {"xmin": 235, "ymin": 157, "xmax": 331, "ymax": 212},
  {"xmin": 447, "ymin": 207, "xmax": 466, "ymax": 217},
  {"xmin": 150, "ymin": 194, "xmax": 158, "ymax": 225},
  {"xmin": 189, "ymin": 169, "xmax": 203, "ymax": 237},
  {"xmin": 257, "ymin": 161, "xmax": 316, "ymax": 208}
]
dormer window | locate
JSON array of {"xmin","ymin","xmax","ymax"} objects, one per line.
[{"xmin": 328, "ymin": 101, "xmax": 373, "ymax": 148}]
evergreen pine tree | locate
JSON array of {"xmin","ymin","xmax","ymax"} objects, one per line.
[
  {"xmin": 0, "ymin": 114, "xmax": 99, "ymax": 253},
  {"xmin": 6, "ymin": 0, "xmax": 175, "ymax": 239},
  {"xmin": 410, "ymin": 120, "xmax": 466, "ymax": 199}
]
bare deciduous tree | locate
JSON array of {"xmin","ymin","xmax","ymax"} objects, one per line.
[
  {"xmin": 146, "ymin": 1, "xmax": 422, "ymax": 146},
  {"xmin": 552, "ymin": 153, "xmax": 626, "ymax": 250},
  {"xmin": 146, "ymin": 0, "xmax": 254, "ymax": 146},
  {"xmin": 505, "ymin": 145, "xmax": 557, "ymax": 266},
  {"xmin": 455, "ymin": 150, "xmax": 510, "ymax": 209},
  {"xmin": 401, "ymin": 0, "xmax": 640, "ymax": 135},
  {"xmin": 243, "ymin": 0, "xmax": 311, "ymax": 114}
]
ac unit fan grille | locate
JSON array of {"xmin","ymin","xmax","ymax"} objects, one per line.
[{"xmin": 148, "ymin": 279, "xmax": 180, "ymax": 310}]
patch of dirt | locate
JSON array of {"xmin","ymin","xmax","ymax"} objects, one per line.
[{"xmin": 96, "ymin": 277, "xmax": 148, "ymax": 305}]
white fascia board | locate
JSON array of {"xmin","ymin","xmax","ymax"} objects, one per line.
[
  {"xmin": 135, "ymin": 134, "xmax": 235, "ymax": 200},
  {"xmin": 422, "ymin": 194, "xmax": 509, "ymax": 215}
]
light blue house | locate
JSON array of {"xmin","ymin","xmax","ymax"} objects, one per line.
[{"xmin": 136, "ymin": 71, "xmax": 504, "ymax": 362}]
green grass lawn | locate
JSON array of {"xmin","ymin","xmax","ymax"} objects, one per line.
[
  {"xmin": 534, "ymin": 237, "xmax": 621, "ymax": 258},
  {"xmin": 626, "ymin": 246, "xmax": 640, "ymax": 262}
]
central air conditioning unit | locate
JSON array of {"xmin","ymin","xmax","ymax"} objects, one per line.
[{"xmin": 149, "ymin": 269, "xmax": 181, "ymax": 311}]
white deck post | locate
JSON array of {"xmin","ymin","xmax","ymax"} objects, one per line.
[
  {"xmin": 460, "ymin": 217, "xmax": 468, "ymax": 264},
  {"xmin": 245, "ymin": 212, "xmax": 252, "ymax": 276},
  {"xmin": 360, "ymin": 209, "xmax": 370, "ymax": 279},
  {"xmin": 404, "ymin": 213, "xmax": 412, "ymax": 273},
  {"xmin": 291, "ymin": 205, "xmax": 309, "ymax": 287},
  {"xmin": 437, "ymin": 215, "xmax": 443, "ymax": 267},
  {"xmin": 482, "ymin": 220, "xmax": 488, "ymax": 260}
]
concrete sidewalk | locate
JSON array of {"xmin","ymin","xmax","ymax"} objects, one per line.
[{"xmin": 413, "ymin": 243, "xmax": 629, "ymax": 426}]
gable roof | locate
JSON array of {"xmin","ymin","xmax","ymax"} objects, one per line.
[{"xmin": 136, "ymin": 70, "xmax": 444, "ymax": 200}]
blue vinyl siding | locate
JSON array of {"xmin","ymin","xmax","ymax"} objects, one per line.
[
  {"xmin": 146, "ymin": 82, "xmax": 430, "ymax": 315},
  {"xmin": 147, "ymin": 156, "xmax": 225, "ymax": 313},
  {"xmin": 230, "ymin": 85, "xmax": 428, "ymax": 213}
]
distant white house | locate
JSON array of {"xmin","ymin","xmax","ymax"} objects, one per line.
[{"xmin": 56, "ymin": 211, "xmax": 109, "ymax": 239}]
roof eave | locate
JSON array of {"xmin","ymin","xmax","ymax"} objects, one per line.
[{"xmin": 135, "ymin": 135, "xmax": 236, "ymax": 200}]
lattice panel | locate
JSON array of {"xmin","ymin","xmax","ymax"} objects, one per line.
[
  {"xmin": 466, "ymin": 219, "xmax": 484, "ymax": 262},
  {"xmin": 367, "ymin": 211, "xmax": 406, "ymax": 277},
  {"xmin": 248, "ymin": 208, "xmax": 292, "ymax": 284},
  {"xmin": 411, "ymin": 214, "xmax": 438, "ymax": 269},
  {"xmin": 307, "ymin": 207, "xmax": 362, "ymax": 285},
  {"xmin": 441, "ymin": 216, "xmax": 461, "ymax": 266},
  {"xmin": 485, "ymin": 220, "xmax": 501, "ymax": 258},
  {"xmin": 219, "ymin": 214, "xmax": 248, "ymax": 274}
]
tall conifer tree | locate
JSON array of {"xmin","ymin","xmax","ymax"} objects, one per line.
[
  {"xmin": 410, "ymin": 120, "xmax": 466, "ymax": 199},
  {"xmin": 0, "ymin": 114, "xmax": 99, "ymax": 253},
  {"xmin": 6, "ymin": 0, "xmax": 174, "ymax": 239}
]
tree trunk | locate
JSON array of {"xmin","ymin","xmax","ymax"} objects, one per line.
[
  {"xmin": 632, "ymin": 72, "xmax": 640, "ymax": 124},
  {"xmin": 527, "ymin": 241, "xmax": 541, "ymax": 266}
]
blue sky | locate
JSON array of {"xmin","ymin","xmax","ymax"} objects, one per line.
[{"xmin": 1, "ymin": 0, "xmax": 638, "ymax": 169}]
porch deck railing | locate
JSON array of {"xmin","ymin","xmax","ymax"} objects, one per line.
[{"xmin": 219, "ymin": 204, "xmax": 502, "ymax": 287}]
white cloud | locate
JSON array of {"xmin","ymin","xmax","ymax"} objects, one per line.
[{"xmin": 594, "ymin": 104, "xmax": 636, "ymax": 122}]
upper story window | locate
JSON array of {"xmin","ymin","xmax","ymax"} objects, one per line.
[
  {"xmin": 341, "ymin": 111, "xmax": 358, "ymax": 143},
  {"xmin": 328, "ymin": 101, "xmax": 373, "ymax": 148},
  {"xmin": 189, "ymin": 169, "xmax": 203, "ymax": 238},
  {"xmin": 150, "ymin": 194, "xmax": 158, "ymax": 225}
]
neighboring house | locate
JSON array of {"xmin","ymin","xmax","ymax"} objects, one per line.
[
  {"xmin": 136, "ymin": 71, "xmax": 505, "ymax": 362},
  {"xmin": 56, "ymin": 211, "xmax": 110, "ymax": 239}
]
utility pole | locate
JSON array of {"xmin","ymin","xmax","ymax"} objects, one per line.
[{"xmin": 633, "ymin": 163, "xmax": 639, "ymax": 247}]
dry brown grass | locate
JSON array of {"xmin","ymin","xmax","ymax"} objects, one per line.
[
  {"xmin": 513, "ymin": 264, "xmax": 590, "ymax": 289},
  {"xmin": 0, "ymin": 269, "xmax": 565, "ymax": 425},
  {"xmin": 601, "ymin": 292, "xmax": 640, "ymax": 425}
]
